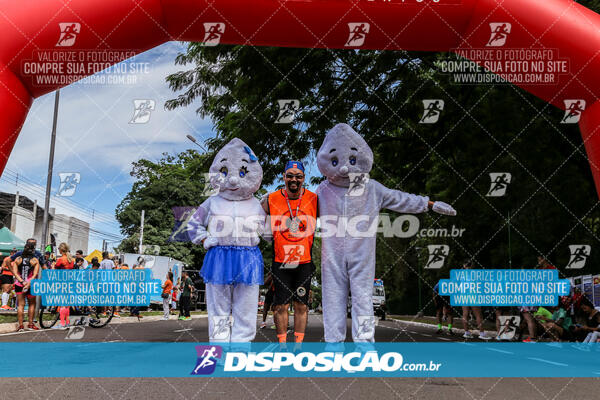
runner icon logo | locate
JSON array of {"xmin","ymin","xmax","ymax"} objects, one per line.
[
  {"xmin": 129, "ymin": 99, "xmax": 155, "ymax": 124},
  {"xmin": 497, "ymin": 316, "xmax": 520, "ymax": 340},
  {"xmin": 275, "ymin": 99, "xmax": 300, "ymax": 124},
  {"xmin": 425, "ymin": 245, "xmax": 449, "ymax": 269},
  {"xmin": 566, "ymin": 245, "xmax": 591, "ymax": 269},
  {"xmin": 486, "ymin": 172, "xmax": 511, "ymax": 197},
  {"xmin": 346, "ymin": 173, "xmax": 369, "ymax": 197},
  {"xmin": 65, "ymin": 326, "xmax": 85, "ymax": 340},
  {"xmin": 281, "ymin": 245, "xmax": 305, "ymax": 269},
  {"xmin": 169, "ymin": 207, "xmax": 198, "ymax": 242},
  {"xmin": 296, "ymin": 286, "xmax": 306, "ymax": 297},
  {"xmin": 56, "ymin": 23, "xmax": 80, "ymax": 47},
  {"xmin": 57, "ymin": 172, "xmax": 81, "ymax": 197},
  {"xmin": 202, "ymin": 23, "xmax": 225, "ymax": 46},
  {"xmin": 357, "ymin": 315, "xmax": 377, "ymax": 340},
  {"xmin": 486, "ymin": 23, "xmax": 511, "ymax": 47},
  {"xmin": 191, "ymin": 345, "xmax": 223, "ymax": 375},
  {"xmin": 419, "ymin": 100, "xmax": 444, "ymax": 124},
  {"xmin": 210, "ymin": 316, "xmax": 232, "ymax": 341},
  {"xmin": 345, "ymin": 23, "xmax": 370, "ymax": 47},
  {"xmin": 561, "ymin": 99, "xmax": 586, "ymax": 124}
]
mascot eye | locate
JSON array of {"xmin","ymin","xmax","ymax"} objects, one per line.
[
  {"xmin": 349, "ymin": 156, "xmax": 356, "ymax": 165},
  {"xmin": 239, "ymin": 166, "xmax": 248, "ymax": 178},
  {"xmin": 219, "ymin": 166, "xmax": 228, "ymax": 177},
  {"xmin": 331, "ymin": 157, "xmax": 338, "ymax": 167}
]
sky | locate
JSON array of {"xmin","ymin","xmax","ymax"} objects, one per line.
[{"xmin": 1, "ymin": 42, "xmax": 215, "ymax": 253}]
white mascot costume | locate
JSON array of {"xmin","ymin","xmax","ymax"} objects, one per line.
[
  {"xmin": 316, "ymin": 123, "xmax": 456, "ymax": 342},
  {"xmin": 188, "ymin": 138, "xmax": 265, "ymax": 343}
]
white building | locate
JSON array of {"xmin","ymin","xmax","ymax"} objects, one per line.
[{"xmin": 0, "ymin": 191, "xmax": 89, "ymax": 252}]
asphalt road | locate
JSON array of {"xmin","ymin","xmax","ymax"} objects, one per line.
[
  {"xmin": 0, "ymin": 314, "xmax": 481, "ymax": 343},
  {"xmin": 0, "ymin": 315, "xmax": 597, "ymax": 399}
]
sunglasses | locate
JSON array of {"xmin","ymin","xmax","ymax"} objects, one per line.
[{"xmin": 285, "ymin": 174, "xmax": 305, "ymax": 180}]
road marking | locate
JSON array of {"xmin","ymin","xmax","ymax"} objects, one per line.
[
  {"xmin": 527, "ymin": 357, "xmax": 568, "ymax": 367},
  {"xmin": 438, "ymin": 337, "xmax": 451, "ymax": 341},
  {"xmin": 421, "ymin": 333, "xmax": 432, "ymax": 337},
  {"xmin": 486, "ymin": 347, "xmax": 513, "ymax": 354},
  {"xmin": 174, "ymin": 328, "xmax": 193, "ymax": 332}
]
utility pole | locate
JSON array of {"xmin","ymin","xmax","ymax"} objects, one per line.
[
  {"xmin": 139, "ymin": 210, "xmax": 145, "ymax": 254},
  {"xmin": 42, "ymin": 89, "xmax": 60, "ymax": 252}
]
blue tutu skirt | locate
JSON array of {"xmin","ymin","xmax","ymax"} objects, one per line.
[{"xmin": 201, "ymin": 245, "xmax": 264, "ymax": 285}]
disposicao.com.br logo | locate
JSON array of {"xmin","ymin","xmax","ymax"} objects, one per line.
[{"xmin": 221, "ymin": 351, "xmax": 441, "ymax": 374}]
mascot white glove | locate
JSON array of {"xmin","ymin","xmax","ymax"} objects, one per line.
[
  {"xmin": 432, "ymin": 201, "xmax": 457, "ymax": 216},
  {"xmin": 203, "ymin": 236, "xmax": 219, "ymax": 250}
]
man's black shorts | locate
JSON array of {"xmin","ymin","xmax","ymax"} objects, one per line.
[
  {"xmin": 0, "ymin": 275, "xmax": 13, "ymax": 285},
  {"xmin": 272, "ymin": 261, "xmax": 314, "ymax": 305},
  {"xmin": 264, "ymin": 288, "xmax": 274, "ymax": 305}
]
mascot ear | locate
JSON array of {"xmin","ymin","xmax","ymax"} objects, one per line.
[{"xmin": 244, "ymin": 146, "xmax": 258, "ymax": 162}]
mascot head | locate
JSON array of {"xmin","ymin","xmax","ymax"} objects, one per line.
[
  {"xmin": 317, "ymin": 123, "xmax": 373, "ymax": 187},
  {"xmin": 209, "ymin": 138, "xmax": 263, "ymax": 200}
]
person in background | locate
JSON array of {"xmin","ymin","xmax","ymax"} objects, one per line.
[
  {"xmin": 538, "ymin": 305, "xmax": 573, "ymax": 341},
  {"xmin": 54, "ymin": 243, "xmax": 74, "ymax": 328},
  {"xmin": 75, "ymin": 250, "xmax": 88, "ymax": 268},
  {"xmin": 260, "ymin": 272, "xmax": 275, "ymax": 329},
  {"xmin": 433, "ymin": 282, "xmax": 454, "ymax": 335},
  {"xmin": 11, "ymin": 241, "xmax": 40, "ymax": 331},
  {"xmin": 129, "ymin": 259, "xmax": 146, "ymax": 320},
  {"xmin": 74, "ymin": 257, "xmax": 85, "ymax": 269},
  {"xmin": 119, "ymin": 263, "xmax": 129, "ymax": 269},
  {"xmin": 1, "ymin": 249, "xmax": 16, "ymax": 310},
  {"xmin": 162, "ymin": 272, "xmax": 173, "ymax": 320},
  {"xmin": 11, "ymin": 238, "xmax": 44, "ymax": 265},
  {"xmin": 179, "ymin": 271, "xmax": 193, "ymax": 321},
  {"xmin": 572, "ymin": 296, "xmax": 600, "ymax": 342},
  {"xmin": 43, "ymin": 251, "xmax": 53, "ymax": 269},
  {"xmin": 171, "ymin": 278, "xmax": 180, "ymax": 314},
  {"xmin": 100, "ymin": 252, "xmax": 115, "ymax": 270},
  {"xmin": 460, "ymin": 260, "xmax": 489, "ymax": 339},
  {"xmin": 91, "ymin": 257, "xmax": 100, "ymax": 269}
]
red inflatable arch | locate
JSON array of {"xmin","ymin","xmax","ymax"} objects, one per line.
[{"xmin": 2, "ymin": 0, "xmax": 600, "ymax": 193}]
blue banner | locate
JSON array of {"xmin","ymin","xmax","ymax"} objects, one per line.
[{"xmin": 0, "ymin": 342, "xmax": 598, "ymax": 377}]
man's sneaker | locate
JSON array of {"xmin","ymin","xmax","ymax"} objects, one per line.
[
  {"xmin": 260, "ymin": 322, "xmax": 267, "ymax": 329},
  {"xmin": 16, "ymin": 325, "xmax": 25, "ymax": 332},
  {"xmin": 436, "ymin": 328, "xmax": 443, "ymax": 334},
  {"xmin": 51, "ymin": 324, "xmax": 64, "ymax": 330},
  {"xmin": 185, "ymin": 316, "xmax": 192, "ymax": 321},
  {"xmin": 495, "ymin": 335, "xmax": 502, "ymax": 341},
  {"xmin": 479, "ymin": 331, "xmax": 491, "ymax": 340},
  {"xmin": 27, "ymin": 323, "xmax": 40, "ymax": 331},
  {"xmin": 523, "ymin": 337, "xmax": 537, "ymax": 343},
  {"xmin": 447, "ymin": 329, "xmax": 455, "ymax": 336},
  {"xmin": 463, "ymin": 331, "xmax": 473, "ymax": 339},
  {"xmin": 1, "ymin": 305, "xmax": 10, "ymax": 310},
  {"xmin": 113, "ymin": 313, "xmax": 120, "ymax": 318},
  {"xmin": 178, "ymin": 316, "xmax": 185, "ymax": 320}
]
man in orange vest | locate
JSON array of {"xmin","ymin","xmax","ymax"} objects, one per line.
[{"xmin": 261, "ymin": 161, "xmax": 317, "ymax": 346}]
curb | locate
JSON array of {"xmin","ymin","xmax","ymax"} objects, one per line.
[
  {"xmin": 0, "ymin": 314, "xmax": 207, "ymax": 334},
  {"xmin": 388, "ymin": 317, "xmax": 496, "ymax": 339}
]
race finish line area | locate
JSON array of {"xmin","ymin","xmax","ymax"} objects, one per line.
[{"xmin": 2, "ymin": 0, "xmax": 600, "ymax": 398}]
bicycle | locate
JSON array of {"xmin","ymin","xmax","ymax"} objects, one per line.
[{"xmin": 38, "ymin": 305, "xmax": 114, "ymax": 329}]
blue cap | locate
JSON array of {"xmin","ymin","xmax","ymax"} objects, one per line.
[{"xmin": 285, "ymin": 160, "xmax": 305, "ymax": 173}]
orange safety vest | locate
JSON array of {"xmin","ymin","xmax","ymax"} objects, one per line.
[{"xmin": 268, "ymin": 188, "xmax": 317, "ymax": 264}]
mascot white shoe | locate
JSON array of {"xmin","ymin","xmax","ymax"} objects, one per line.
[
  {"xmin": 188, "ymin": 138, "xmax": 265, "ymax": 343},
  {"xmin": 316, "ymin": 123, "xmax": 456, "ymax": 342}
]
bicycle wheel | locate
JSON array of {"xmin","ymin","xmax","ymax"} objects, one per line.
[
  {"xmin": 38, "ymin": 306, "xmax": 60, "ymax": 329},
  {"xmin": 88, "ymin": 306, "xmax": 114, "ymax": 328}
]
